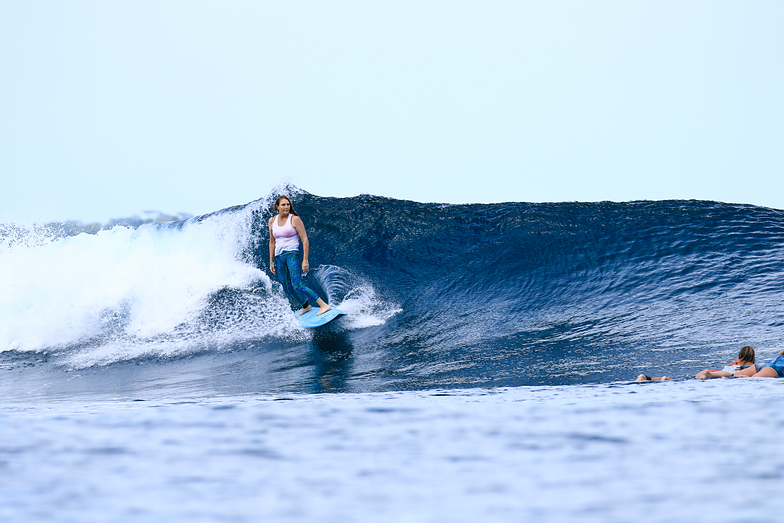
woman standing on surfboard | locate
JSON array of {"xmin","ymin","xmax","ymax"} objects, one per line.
[{"xmin": 268, "ymin": 196, "xmax": 331, "ymax": 316}]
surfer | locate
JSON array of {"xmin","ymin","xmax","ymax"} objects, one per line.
[
  {"xmin": 730, "ymin": 348, "xmax": 784, "ymax": 378},
  {"xmin": 268, "ymin": 196, "xmax": 331, "ymax": 316},
  {"xmin": 636, "ymin": 345, "xmax": 757, "ymax": 381},
  {"xmin": 694, "ymin": 345, "xmax": 756, "ymax": 379}
]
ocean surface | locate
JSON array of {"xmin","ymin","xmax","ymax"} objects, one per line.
[{"xmin": 2, "ymin": 190, "xmax": 783, "ymax": 521}]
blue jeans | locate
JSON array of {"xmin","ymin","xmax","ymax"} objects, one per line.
[{"xmin": 274, "ymin": 251, "xmax": 321, "ymax": 310}]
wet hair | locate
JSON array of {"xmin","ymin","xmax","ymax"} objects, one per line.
[
  {"xmin": 738, "ymin": 345, "xmax": 755, "ymax": 364},
  {"xmin": 779, "ymin": 348, "xmax": 784, "ymax": 357},
  {"xmin": 274, "ymin": 196, "xmax": 299, "ymax": 216}
]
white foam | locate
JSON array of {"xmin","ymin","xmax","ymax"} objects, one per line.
[
  {"xmin": 312, "ymin": 265, "xmax": 401, "ymax": 329},
  {"xmin": 1, "ymin": 204, "xmax": 269, "ymax": 354}
]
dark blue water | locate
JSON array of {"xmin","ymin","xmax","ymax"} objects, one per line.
[{"xmin": 3, "ymin": 190, "xmax": 784, "ymax": 400}]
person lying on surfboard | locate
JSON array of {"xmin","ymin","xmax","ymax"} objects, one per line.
[
  {"xmin": 731, "ymin": 348, "xmax": 784, "ymax": 378},
  {"xmin": 636, "ymin": 345, "xmax": 755, "ymax": 381},
  {"xmin": 693, "ymin": 345, "xmax": 755, "ymax": 379},
  {"xmin": 268, "ymin": 195, "xmax": 331, "ymax": 316}
]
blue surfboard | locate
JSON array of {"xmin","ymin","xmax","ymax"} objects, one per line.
[{"xmin": 296, "ymin": 307, "xmax": 346, "ymax": 328}]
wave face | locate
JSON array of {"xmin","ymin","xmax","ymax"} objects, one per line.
[{"xmin": 3, "ymin": 192, "xmax": 784, "ymax": 397}]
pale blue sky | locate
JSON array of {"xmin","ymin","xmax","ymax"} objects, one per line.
[{"xmin": 1, "ymin": 1, "xmax": 782, "ymax": 223}]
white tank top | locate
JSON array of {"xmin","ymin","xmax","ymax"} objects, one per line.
[{"xmin": 272, "ymin": 214, "xmax": 300, "ymax": 256}]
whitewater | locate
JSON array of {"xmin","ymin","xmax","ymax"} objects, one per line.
[{"xmin": 2, "ymin": 190, "xmax": 783, "ymax": 521}]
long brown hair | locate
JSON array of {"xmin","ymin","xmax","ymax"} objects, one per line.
[
  {"xmin": 738, "ymin": 345, "xmax": 755, "ymax": 364},
  {"xmin": 274, "ymin": 196, "xmax": 299, "ymax": 216}
]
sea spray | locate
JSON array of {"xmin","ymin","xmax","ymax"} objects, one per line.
[{"xmin": 0, "ymin": 203, "xmax": 269, "ymax": 355}]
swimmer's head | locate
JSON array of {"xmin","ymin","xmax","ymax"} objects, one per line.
[
  {"xmin": 739, "ymin": 345, "xmax": 755, "ymax": 364},
  {"xmin": 274, "ymin": 196, "xmax": 299, "ymax": 216}
]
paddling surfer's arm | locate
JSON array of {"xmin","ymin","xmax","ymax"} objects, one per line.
[
  {"xmin": 292, "ymin": 215, "xmax": 310, "ymax": 273},
  {"xmin": 268, "ymin": 217, "xmax": 277, "ymax": 275}
]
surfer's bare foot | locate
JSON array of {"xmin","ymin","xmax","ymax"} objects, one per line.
[
  {"xmin": 315, "ymin": 299, "xmax": 331, "ymax": 316},
  {"xmin": 661, "ymin": 376, "xmax": 672, "ymax": 381},
  {"xmin": 297, "ymin": 305, "xmax": 312, "ymax": 316}
]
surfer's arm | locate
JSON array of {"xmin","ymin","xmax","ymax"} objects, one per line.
[
  {"xmin": 268, "ymin": 218, "xmax": 277, "ymax": 274},
  {"xmin": 732, "ymin": 365, "xmax": 758, "ymax": 377},
  {"xmin": 292, "ymin": 216, "xmax": 310, "ymax": 273}
]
